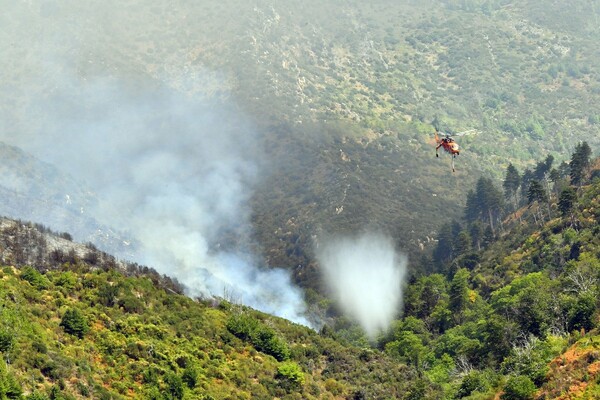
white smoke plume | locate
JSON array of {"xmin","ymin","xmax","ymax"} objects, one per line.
[
  {"xmin": 5, "ymin": 71, "xmax": 308, "ymax": 325},
  {"xmin": 0, "ymin": 1, "xmax": 310, "ymax": 324},
  {"xmin": 316, "ymin": 232, "xmax": 407, "ymax": 338}
]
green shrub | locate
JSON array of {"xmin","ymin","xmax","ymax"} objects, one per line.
[
  {"xmin": 568, "ymin": 293, "xmax": 596, "ymax": 332},
  {"xmin": 227, "ymin": 313, "xmax": 290, "ymax": 361},
  {"xmin": 75, "ymin": 381, "xmax": 90, "ymax": 396},
  {"xmin": 118, "ymin": 295, "xmax": 144, "ymax": 314},
  {"xmin": 164, "ymin": 372, "xmax": 184, "ymax": 400},
  {"xmin": 501, "ymin": 375, "xmax": 536, "ymax": 400},
  {"xmin": 0, "ymin": 361, "xmax": 22, "ymax": 399},
  {"xmin": 20, "ymin": 266, "xmax": 49, "ymax": 290},
  {"xmin": 142, "ymin": 386, "xmax": 162, "ymax": 400},
  {"xmin": 59, "ymin": 308, "xmax": 89, "ymax": 338},
  {"xmin": 125, "ymin": 341, "xmax": 145, "ymax": 360},
  {"xmin": 457, "ymin": 370, "xmax": 490, "ymax": 398},
  {"xmin": 25, "ymin": 392, "xmax": 49, "ymax": 400},
  {"xmin": 404, "ymin": 378, "xmax": 427, "ymax": 400},
  {"xmin": 0, "ymin": 330, "xmax": 14, "ymax": 353},
  {"xmin": 54, "ymin": 272, "xmax": 77, "ymax": 290},
  {"xmin": 276, "ymin": 362, "xmax": 305, "ymax": 389},
  {"xmin": 32, "ymin": 341, "xmax": 48, "ymax": 354},
  {"xmin": 226, "ymin": 313, "xmax": 259, "ymax": 341},
  {"xmin": 142, "ymin": 367, "xmax": 160, "ymax": 385},
  {"xmin": 97, "ymin": 283, "xmax": 119, "ymax": 307},
  {"xmin": 182, "ymin": 364, "xmax": 199, "ymax": 389},
  {"xmin": 252, "ymin": 326, "xmax": 290, "ymax": 361}
]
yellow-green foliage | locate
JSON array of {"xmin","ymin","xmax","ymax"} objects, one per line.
[
  {"xmin": 276, "ymin": 361, "xmax": 305, "ymax": 388},
  {"xmin": 0, "ymin": 263, "xmax": 414, "ymax": 399}
]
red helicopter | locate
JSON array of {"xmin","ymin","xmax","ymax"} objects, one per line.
[{"xmin": 434, "ymin": 129, "xmax": 477, "ymax": 172}]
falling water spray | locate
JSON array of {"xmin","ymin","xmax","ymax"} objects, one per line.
[{"xmin": 316, "ymin": 232, "xmax": 407, "ymax": 338}]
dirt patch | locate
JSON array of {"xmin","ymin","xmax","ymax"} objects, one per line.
[{"xmin": 588, "ymin": 361, "xmax": 600, "ymax": 375}]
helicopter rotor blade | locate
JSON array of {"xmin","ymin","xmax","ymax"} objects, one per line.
[{"xmin": 453, "ymin": 129, "xmax": 479, "ymax": 137}]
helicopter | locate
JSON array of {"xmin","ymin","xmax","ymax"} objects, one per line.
[{"xmin": 434, "ymin": 129, "xmax": 478, "ymax": 172}]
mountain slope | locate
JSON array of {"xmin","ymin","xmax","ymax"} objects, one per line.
[
  {"xmin": 0, "ymin": 218, "xmax": 420, "ymax": 399},
  {"xmin": 0, "ymin": 157, "xmax": 599, "ymax": 399},
  {"xmin": 2, "ymin": 1, "xmax": 600, "ymax": 279},
  {"xmin": 374, "ymin": 154, "xmax": 600, "ymax": 398},
  {"xmin": 0, "ymin": 142, "xmax": 134, "ymax": 259}
]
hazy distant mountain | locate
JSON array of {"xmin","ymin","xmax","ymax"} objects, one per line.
[
  {"xmin": 2, "ymin": 0, "xmax": 600, "ymax": 283},
  {"xmin": 0, "ymin": 141, "xmax": 134, "ymax": 258}
]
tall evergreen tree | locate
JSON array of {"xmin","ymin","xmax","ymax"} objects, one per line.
[
  {"xmin": 454, "ymin": 231, "xmax": 472, "ymax": 257},
  {"xmin": 558, "ymin": 187, "xmax": 577, "ymax": 217},
  {"xmin": 503, "ymin": 163, "xmax": 521, "ymax": 209},
  {"xmin": 527, "ymin": 179, "xmax": 550, "ymax": 221},
  {"xmin": 469, "ymin": 222, "xmax": 484, "ymax": 251},
  {"xmin": 570, "ymin": 141, "xmax": 592, "ymax": 186},
  {"xmin": 549, "ymin": 168, "xmax": 560, "ymax": 183},
  {"xmin": 520, "ymin": 168, "xmax": 534, "ymax": 206},
  {"xmin": 465, "ymin": 189, "xmax": 480, "ymax": 223},
  {"xmin": 482, "ymin": 225, "xmax": 495, "ymax": 248},
  {"xmin": 433, "ymin": 223, "xmax": 455, "ymax": 267},
  {"xmin": 475, "ymin": 177, "xmax": 504, "ymax": 233},
  {"xmin": 449, "ymin": 268, "xmax": 470, "ymax": 321},
  {"xmin": 558, "ymin": 161, "xmax": 570, "ymax": 179},
  {"xmin": 451, "ymin": 220, "xmax": 463, "ymax": 243},
  {"xmin": 533, "ymin": 154, "xmax": 554, "ymax": 181},
  {"xmin": 527, "ymin": 180, "xmax": 547, "ymax": 204}
]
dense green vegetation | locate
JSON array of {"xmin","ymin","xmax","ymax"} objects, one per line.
[
  {"xmin": 373, "ymin": 146, "xmax": 600, "ymax": 398},
  {"xmin": 0, "ymin": 266, "xmax": 402, "ymax": 399},
  {"xmin": 0, "ymin": 225, "xmax": 416, "ymax": 399},
  {"xmin": 3, "ymin": 2, "xmax": 600, "ymax": 398},
  {"xmin": 1, "ymin": 145, "xmax": 599, "ymax": 399}
]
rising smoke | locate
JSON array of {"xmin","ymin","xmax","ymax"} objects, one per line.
[
  {"xmin": 0, "ymin": 2, "xmax": 310, "ymax": 325},
  {"xmin": 9, "ymin": 71, "xmax": 308, "ymax": 325},
  {"xmin": 316, "ymin": 232, "xmax": 407, "ymax": 338}
]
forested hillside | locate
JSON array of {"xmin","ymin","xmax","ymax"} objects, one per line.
[
  {"xmin": 3, "ymin": 3, "xmax": 600, "ymax": 397},
  {"xmin": 0, "ymin": 146, "xmax": 599, "ymax": 399},
  {"xmin": 0, "ymin": 218, "xmax": 417, "ymax": 399},
  {"xmin": 372, "ymin": 145, "xmax": 600, "ymax": 399},
  {"xmin": 2, "ymin": 0, "xmax": 600, "ymax": 277}
]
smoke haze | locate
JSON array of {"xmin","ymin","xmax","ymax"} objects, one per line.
[
  {"xmin": 316, "ymin": 233, "xmax": 407, "ymax": 338},
  {"xmin": 0, "ymin": 4, "xmax": 310, "ymax": 325},
  {"xmin": 7, "ymin": 70, "xmax": 308, "ymax": 325}
]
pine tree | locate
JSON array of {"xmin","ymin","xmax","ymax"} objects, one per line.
[
  {"xmin": 454, "ymin": 231, "xmax": 472, "ymax": 256},
  {"xmin": 558, "ymin": 187, "xmax": 577, "ymax": 217},
  {"xmin": 549, "ymin": 168, "xmax": 561, "ymax": 197},
  {"xmin": 503, "ymin": 163, "xmax": 521, "ymax": 210},
  {"xmin": 527, "ymin": 180, "xmax": 550, "ymax": 222},
  {"xmin": 533, "ymin": 154, "xmax": 554, "ymax": 181},
  {"xmin": 558, "ymin": 161, "xmax": 570, "ymax": 178},
  {"xmin": 475, "ymin": 177, "xmax": 504, "ymax": 233},
  {"xmin": 433, "ymin": 223, "xmax": 455, "ymax": 267},
  {"xmin": 60, "ymin": 308, "xmax": 89, "ymax": 338},
  {"xmin": 520, "ymin": 168, "xmax": 534, "ymax": 206},
  {"xmin": 527, "ymin": 180, "xmax": 547, "ymax": 204},
  {"xmin": 549, "ymin": 168, "xmax": 560, "ymax": 183},
  {"xmin": 570, "ymin": 141, "xmax": 592, "ymax": 186},
  {"xmin": 482, "ymin": 225, "xmax": 495, "ymax": 248},
  {"xmin": 468, "ymin": 222, "xmax": 484, "ymax": 251},
  {"xmin": 449, "ymin": 268, "xmax": 470, "ymax": 322},
  {"xmin": 464, "ymin": 189, "xmax": 480, "ymax": 223}
]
